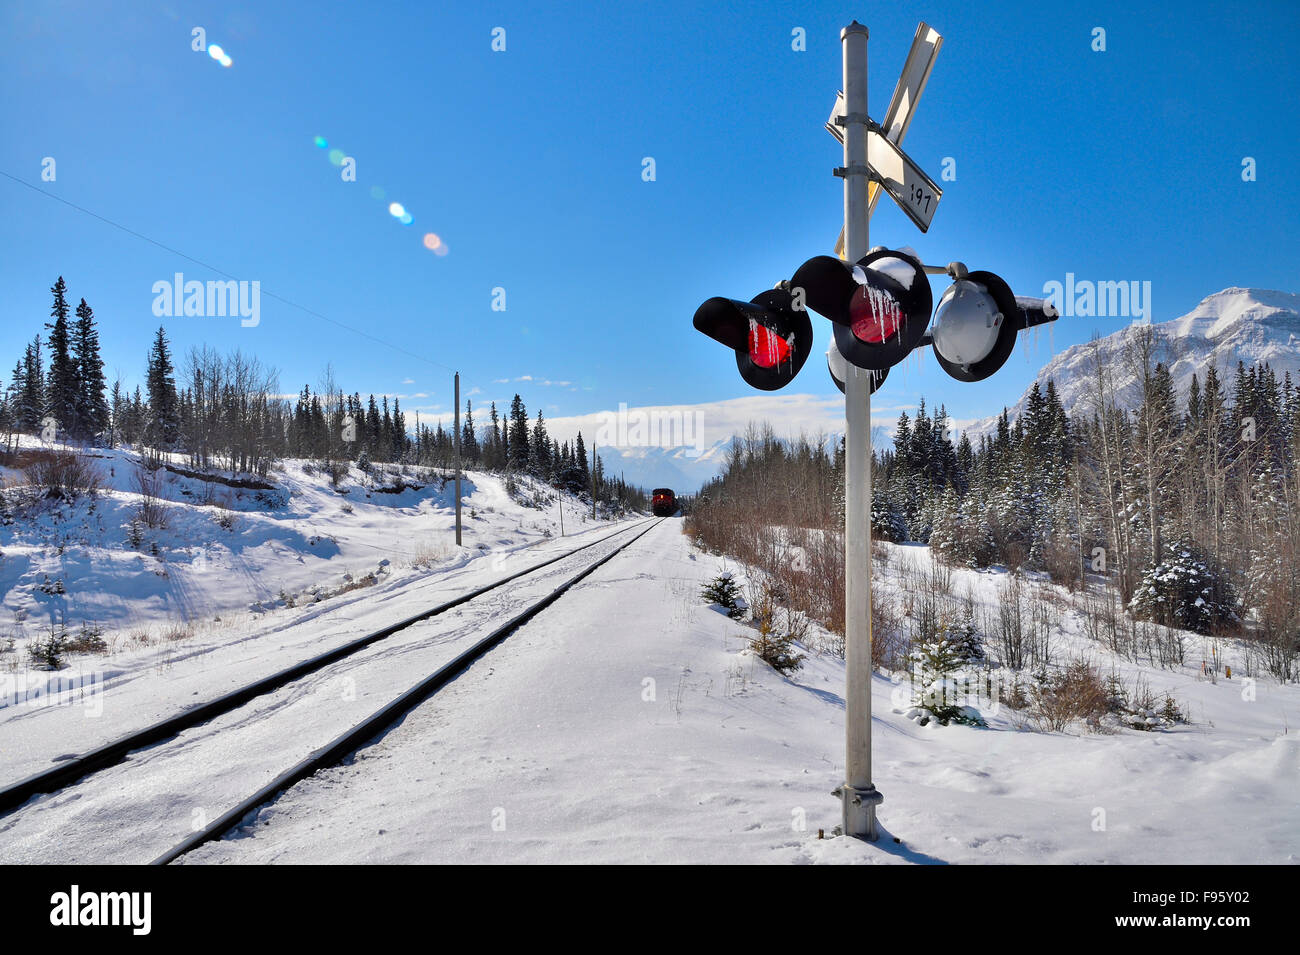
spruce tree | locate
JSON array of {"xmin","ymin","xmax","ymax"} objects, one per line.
[
  {"xmin": 530, "ymin": 410, "xmax": 550, "ymax": 477},
  {"xmin": 461, "ymin": 400, "xmax": 479, "ymax": 464},
  {"xmin": 145, "ymin": 326, "xmax": 180, "ymax": 448},
  {"xmin": 7, "ymin": 358, "xmax": 27, "ymax": 433},
  {"xmin": 20, "ymin": 337, "xmax": 46, "ymax": 432},
  {"xmin": 365, "ymin": 394, "xmax": 381, "ymax": 450},
  {"xmin": 72, "ymin": 298, "xmax": 109, "ymax": 442},
  {"xmin": 391, "ymin": 398, "xmax": 406, "ymax": 460},
  {"xmin": 45, "ymin": 277, "xmax": 78, "ymax": 438},
  {"xmin": 486, "ymin": 402, "xmax": 501, "ymax": 469},
  {"xmin": 573, "ymin": 431, "xmax": 589, "ymax": 492},
  {"xmin": 507, "ymin": 394, "xmax": 530, "ymax": 471}
]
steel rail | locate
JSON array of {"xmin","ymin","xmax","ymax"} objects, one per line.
[
  {"xmin": 0, "ymin": 519, "xmax": 653, "ymax": 815},
  {"xmin": 153, "ymin": 517, "xmax": 662, "ymax": 864}
]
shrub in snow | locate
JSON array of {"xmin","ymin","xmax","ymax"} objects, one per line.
[
  {"xmin": 701, "ymin": 572, "xmax": 746, "ymax": 620},
  {"xmin": 1105, "ymin": 671, "xmax": 1186, "ymax": 731},
  {"xmin": 946, "ymin": 611, "xmax": 984, "ymax": 665},
  {"xmin": 1028, "ymin": 660, "xmax": 1108, "ymax": 732},
  {"xmin": 27, "ymin": 626, "xmax": 68, "ymax": 670},
  {"xmin": 37, "ymin": 574, "xmax": 67, "ymax": 595},
  {"xmin": 64, "ymin": 623, "xmax": 108, "ymax": 655},
  {"xmin": 23, "ymin": 450, "xmax": 102, "ymax": 501},
  {"xmin": 1129, "ymin": 538, "xmax": 1234, "ymax": 635},
  {"xmin": 747, "ymin": 584, "xmax": 805, "ymax": 675},
  {"xmin": 908, "ymin": 638, "xmax": 986, "ymax": 727}
]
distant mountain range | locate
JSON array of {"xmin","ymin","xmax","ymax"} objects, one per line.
[{"xmin": 962, "ymin": 287, "xmax": 1300, "ymax": 442}]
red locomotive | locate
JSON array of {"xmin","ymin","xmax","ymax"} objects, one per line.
[{"xmin": 651, "ymin": 488, "xmax": 677, "ymax": 516}]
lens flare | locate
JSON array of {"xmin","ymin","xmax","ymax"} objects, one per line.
[
  {"xmin": 328, "ymin": 149, "xmax": 345, "ymax": 166},
  {"xmin": 388, "ymin": 202, "xmax": 405, "ymax": 218},
  {"xmin": 422, "ymin": 233, "xmax": 442, "ymax": 250},
  {"xmin": 314, "ymin": 136, "xmax": 328, "ymax": 149},
  {"xmin": 208, "ymin": 44, "xmax": 225, "ymax": 61},
  {"xmin": 369, "ymin": 185, "xmax": 385, "ymax": 200},
  {"xmin": 399, "ymin": 212, "xmax": 413, "ymax": 226},
  {"xmin": 433, "ymin": 243, "xmax": 449, "ymax": 257},
  {"xmin": 219, "ymin": 54, "xmax": 232, "ymax": 67}
]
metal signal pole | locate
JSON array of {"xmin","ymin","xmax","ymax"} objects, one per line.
[
  {"xmin": 839, "ymin": 20, "xmax": 883, "ymax": 841},
  {"xmin": 454, "ymin": 372, "xmax": 463, "ymax": 546}
]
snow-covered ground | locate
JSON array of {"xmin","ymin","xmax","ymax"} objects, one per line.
[
  {"xmin": 2, "ymin": 449, "xmax": 1295, "ymax": 864},
  {"xmin": 173, "ymin": 526, "xmax": 1296, "ymax": 865},
  {"xmin": 0, "ymin": 442, "xmax": 605, "ymax": 638},
  {"xmin": 1, "ymin": 444, "xmax": 623, "ymax": 780}
]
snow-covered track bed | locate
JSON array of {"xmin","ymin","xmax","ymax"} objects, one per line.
[{"xmin": 0, "ymin": 519, "xmax": 660, "ymax": 864}]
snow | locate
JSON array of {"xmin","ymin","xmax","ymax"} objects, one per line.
[
  {"xmin": 869, "ymin": 254, "xmax": 917, "ymax": 290},
  {"xmin": 0, "ymin": 442, "xmax": 623, "ymax": 785},
  {"xmin": 2, "ymin": 459, "xmax": 1296, "ymax": 863}
]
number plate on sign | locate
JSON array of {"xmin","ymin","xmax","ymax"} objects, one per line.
[{"xmin": 866, "ymin": 130, "xmax": 942, "ymax": 233}]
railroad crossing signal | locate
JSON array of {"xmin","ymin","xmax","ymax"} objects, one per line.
[
  {"xmin": 687, "ymin": 19, "xmax": 1061, "ymax": 844},
  {"xmin": 692, "ymin": 286, "xmax": 812, "ymax": 391},
  {"xmin": 929, "ymin": 269, "xmax": 1061, "ymax": 381},
  {"xmin": 792, "ymin": 247, "xmax": 933, "ymax": 370}
]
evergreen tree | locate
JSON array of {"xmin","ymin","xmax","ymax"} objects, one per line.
[
  {"xmin": 461, "ymin": 400, "xmax": 479, "ymax": 464},
  {"xmin": 145, "ymin": 325, "xmax": 180, "ymax": 448},
  {"xmin": 380, "ymin": 396, "xmax": 393, "ymax": 459},
  {"xmin": 530, "ymin": 410, "xmax": 551, "ymax": 477},
  {"xmin": 45, "ymin": 277, "xmax": 77, "ymax": 438},
  {"xmin": 365, "ymin": 394, "xmax": 381, "ymax": 451},
  {"xmin": 573, "ymin": 431, "xmax": 589, "ymax": 492},
  {"xmin": 71, "ymin": 298, "xmax": 109, "ymax": 442},
  {"xmin": 391, "ymin": 398, "xmax": 406, "ymax": 460},
  {"xmin": 110, "ymin": 380, "xmax": 126, "ymax": 444},
  {"xmin": 507, "ymin": 394, "xmax": 530, "ymax": 471}
]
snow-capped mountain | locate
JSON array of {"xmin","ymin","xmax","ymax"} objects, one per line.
[
  {"xmin": 598, "ymin": 438, "xmax": 735, "ymax": 494},
  {"xmin": 962, "ymin": 288, "xmax": 1300, "ymax": 441}
]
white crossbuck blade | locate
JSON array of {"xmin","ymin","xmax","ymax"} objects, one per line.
[
  {"xmin": 829, "ymin": 22, "xmax": 943, "ymax": 253},
  {"xmin": 866, "ymin": 129, "xmax": 942, "ymax": 233}
]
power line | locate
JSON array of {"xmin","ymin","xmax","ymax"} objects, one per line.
[{"xmin": 0, "ymin": 170, "xmax": 463, "ymax": 380}]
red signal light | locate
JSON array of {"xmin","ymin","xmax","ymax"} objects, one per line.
[
  {"xmin": 748, "ymin": 320, "xmax": 792, "ymax": 368},
  {"xmin": 849, "ymin": 286, "xmax": 906, "ymax": 344}
]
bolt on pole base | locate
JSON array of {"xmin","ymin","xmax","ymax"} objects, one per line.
[{"xmin": 839, "ymin": 784, "xmax": 884, "ymax": 841}]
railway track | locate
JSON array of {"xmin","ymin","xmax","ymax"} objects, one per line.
[{"xmin": 0, "ymin": 518, "xmax": 661, "ymax": 864}]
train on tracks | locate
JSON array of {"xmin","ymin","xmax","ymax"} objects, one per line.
[{"xmin": 651, "ymin": 488, "xmax": 677, "ymax": 516}]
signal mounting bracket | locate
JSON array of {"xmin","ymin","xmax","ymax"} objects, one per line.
[
  {"xmin": 833, "ymin": 163, "xmax": 872, "ymax": 178},
  {"xmin": 833, "ymin": 112, "xmax": 872, "ymax": 127}
]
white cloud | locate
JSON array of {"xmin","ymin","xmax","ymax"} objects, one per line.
[{"xmin": 536, "ymin": 393, "xmax": 900, "ymax": 449}]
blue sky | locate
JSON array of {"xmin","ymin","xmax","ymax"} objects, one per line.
[{"xmin": 2, "ymin": 0, "xmax": 1297, "ymax": 443}]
